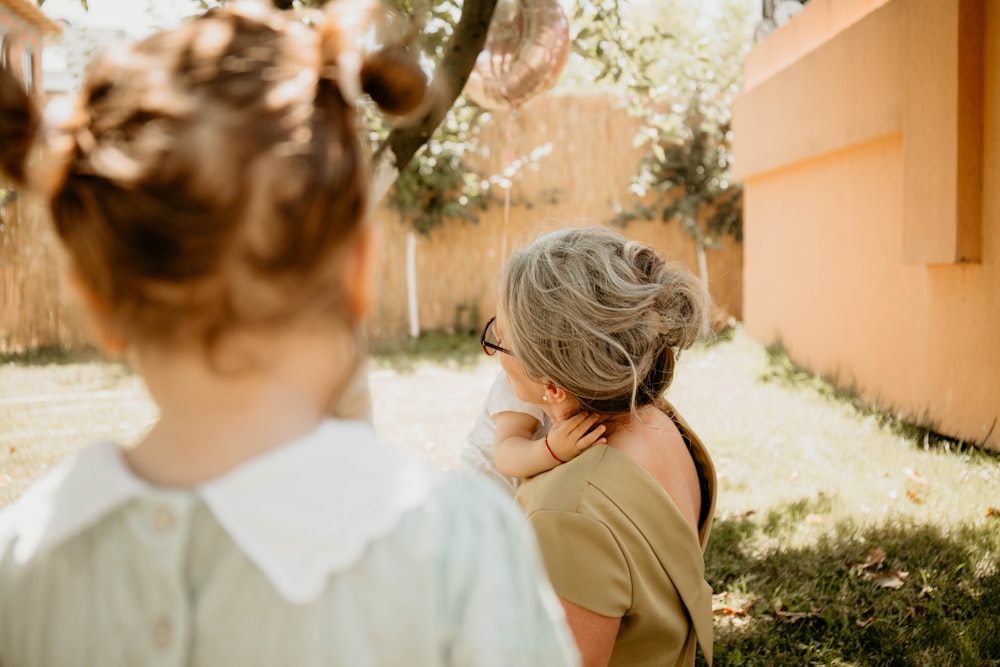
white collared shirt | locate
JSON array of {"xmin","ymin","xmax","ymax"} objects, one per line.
[{"xmin": 0, "ymin": 419, "xmax": 579, "ymax": 667}]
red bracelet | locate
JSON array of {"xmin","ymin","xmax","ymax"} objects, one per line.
[{"xmin": 544, "ymin": 435, "xmax": 566, "ymax": 464}]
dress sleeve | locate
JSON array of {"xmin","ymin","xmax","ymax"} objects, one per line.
[
  {"xmin": 526, "ymin": 510, "xmax": 632, "ymax": 618},
  {"xmin": 435, "ymin": 477, "xmax": 580, "ymax": 667}
]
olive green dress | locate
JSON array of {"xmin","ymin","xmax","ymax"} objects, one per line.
[{"xmin": 517, "ymin": 405, "xmax": 716, "ymax": 666}]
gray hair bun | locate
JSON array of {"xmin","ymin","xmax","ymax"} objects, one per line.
[{"xmin": 501, "ymin": 226, "xmax": 711, "ymax": 414}]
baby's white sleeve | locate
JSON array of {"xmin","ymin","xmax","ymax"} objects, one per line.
[{"xmin": 485, "ymin": 372, "xmax": 546, "ymax": 424}]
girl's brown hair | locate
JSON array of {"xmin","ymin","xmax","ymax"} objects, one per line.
[{"xmin": 0, "ymin": 4, "xmax": 424, "ymax": 350}]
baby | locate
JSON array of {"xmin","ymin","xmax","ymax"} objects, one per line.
[{"xmin": 460, "ymin": 314, "xmax": 606, "ymax": 494}]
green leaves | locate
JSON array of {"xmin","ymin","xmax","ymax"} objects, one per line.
[
  {"xmin": 382, "ymin": 97, "xmax": 492, "ymax": 235},
  {"xmin": 594, "ymin": 0, "xmax": 753, "ymax": 250}
]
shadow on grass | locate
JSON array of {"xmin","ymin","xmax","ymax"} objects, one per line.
[{"xmin": 699, "ymin": 506, "xmax": 1000, "ymax": 666}]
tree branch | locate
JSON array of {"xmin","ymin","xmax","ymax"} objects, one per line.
[{"xmin": 375, "ymin": 0, "xmax": 497, "ymax": 183}]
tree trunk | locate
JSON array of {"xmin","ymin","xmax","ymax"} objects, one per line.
[
  {"xmin": 339, "ymin": 0, "xmax": 498, "ymax": 420},
  {"xmin": 406, "ymin": 231, "xmax": 419, "ymax": 338},
  {"xmin": 695, "ymin": 241, "xmax": 709, "ymax": 296},
  {"xmin": 681, "ymin": 209, "xmax": 711, "ymax": 295},
  {"xmin": 371, "ymin": 0, "xmax": 498, "ymax": 202}
]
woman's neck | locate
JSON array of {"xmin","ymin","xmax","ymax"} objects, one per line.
[
  {"xmin": 593, "ymin": 404, "xmax": 662, "ymax": 438},
  {"xmin": 124, "ymin": 325, "xmax": 357, "ymax": 487}
]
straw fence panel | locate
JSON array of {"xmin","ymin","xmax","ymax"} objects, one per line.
[
  {"xmin": 0, "ymin": 94, "xmax": 741, "ymax": 352},
  {"xmin": 0, "ymin": 197, "xmax": 91, "ymax": 353},
  {"xmin": 370, "ymin": 93, "xmax": 743, "ymax": 340}
]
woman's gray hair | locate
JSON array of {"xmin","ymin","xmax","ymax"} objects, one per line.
[{"xmin": 500, "ymin": 226, "xmax": 710, "ymax": 414}]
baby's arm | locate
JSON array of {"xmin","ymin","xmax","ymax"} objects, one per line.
[{"xmin": 493, "ymin": 410, "xmax": 606, "ymax": 479}]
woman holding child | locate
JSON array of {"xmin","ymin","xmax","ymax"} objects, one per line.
[{"xmin": 489, "ymin": 227, "xmax": 717, "ymax": 666}]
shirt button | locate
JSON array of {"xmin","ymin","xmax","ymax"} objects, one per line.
[
  {"xmin": 153, "ymin": 507, "xmax": 175, "ymax": 533},
  {"xmin": 152, "ymin": 618, "xmax": 172, "ymax": 648}
]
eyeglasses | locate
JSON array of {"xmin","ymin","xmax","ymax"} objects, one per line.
[{"xmin": 480, "ymin": 316, "xmax": 513, "ymax": 357}]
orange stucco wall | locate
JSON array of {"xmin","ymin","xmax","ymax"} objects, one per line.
[{"xmin": 733, "ymin": 0, "xmax": 999, "ymax": 448}]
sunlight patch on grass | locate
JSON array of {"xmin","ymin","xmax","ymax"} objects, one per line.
[{"xmin": 0, "ymin": 359, "xmax": 156, "ymax": 507}]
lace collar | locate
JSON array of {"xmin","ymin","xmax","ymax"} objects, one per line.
[{"xmin": 1, "ymin": 420, "xmax": 443, "ymax": 603}]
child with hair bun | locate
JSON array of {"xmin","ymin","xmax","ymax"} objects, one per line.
[{"xmin": 0, "ymin": 5, "xmax": 577, "ymax": 665}]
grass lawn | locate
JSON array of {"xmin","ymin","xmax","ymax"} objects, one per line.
[{"xmin": 1, "ymin": 328, "xmax": 998, "ymax": 665}]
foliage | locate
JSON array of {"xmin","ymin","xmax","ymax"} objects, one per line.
[
  {"xmin": 40, "ymin": 0, "xmax": 751, "ymax": 242},
  {"xmin": 372, "ymin": 1, "xmax": 560, "ymax": 236},
  {"xmin": 356, "ymin": 0, "xmax": 500, "ymax": 234},
  {"xmin": 573, "ymin": 0, "xmax": 754, "ymax": 252},
  {"xmin": 379, "ymin": 97, "xmax": 494, "ymax": 235},
  {"xmin": 200, "ymin": 1, "xmax": 753, "ymax": 243},
  {"xmin": 562, "ymin": 0, "xmax": 674, "ymax": 90},
  {"xmin": 372, "ymin": 0, "xmax": 499, "ymax": 235}
]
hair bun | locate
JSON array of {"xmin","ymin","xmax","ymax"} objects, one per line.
[
  {"xmin": 629, "ymin": 244, "xmax": 662, "ymax": 282},
  {"xmin": 0, "ymin": 66, "xmax": 38, "ymax": 185},
  {"xmin": 360, "ymin": 45, "xmax": 426, "ymax": 116},
  {"xmin": 655, "ymin": 268, "xmax": 710, "ymax": 350}
]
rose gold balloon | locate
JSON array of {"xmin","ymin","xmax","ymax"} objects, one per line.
[{"xmin": 464, "ymin": 0, "xmax": 571, "ymax": 111}]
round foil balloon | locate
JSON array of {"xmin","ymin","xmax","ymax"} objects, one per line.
[{"xmin": 464, "ymin": 0, "xmax": 571, "ymax": 111}]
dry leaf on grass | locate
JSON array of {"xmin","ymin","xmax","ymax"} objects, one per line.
[
  {"xmin": 712, "ymin": 593, "xmax": 756, "ymax": 627},
  {"xmin": 856, "ymin": 547, "xmax": 908, "ymax": 589},
  {"xmin": 856, "ymin": 617, "xmax": 875, "ymax": 628},
  {"xmin": 985, "ymin": 507, "xmax": 999, "ymax": 518},
  {"xmin": 906, "ymin": 490, "xmax": 923, "ymax": 504},
  {"xmin": 713, "ymin": 600, "xmax": 757, "ymax": 617},
  {"xmin": 905, "ymin": 605, "xmax": 927, "ymax": 618},
  {"xmin": 858, "ymin": 547, "xmax": 886, "ymax": 571},
  {"xmin": 870, "ymin": 570, "xmax": 909, "ymax": 590}
]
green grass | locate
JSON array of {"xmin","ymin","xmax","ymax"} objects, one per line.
[
  {"xmin": 1, "ymin": 327, "xmax": 998, "ymax": 665},
  {"xmin": 706, "ymin": 514, "xmax": 1000, "ymax": 665},
  {"xmin": 0, "ymin": 345, "xmax": 111, "ymax": 367},
  {"xmin": 689, "ymin": 335, "xmax": 1000, "ymax": 666},
  {"xmin": 760, "ymin": 341, "xmax": 992, "ymax": 455},
  {"xmin": 369, "ymin": 332, "xmax": 485, "ymax": 371}
]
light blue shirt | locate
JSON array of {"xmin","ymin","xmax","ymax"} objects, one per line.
[{"xmin": 0, "ymin": 420, "xmax": 579, "ymax": 666}]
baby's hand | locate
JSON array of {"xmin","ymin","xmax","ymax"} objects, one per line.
[{"xmin": 546, "ymin": 412, "xmax": 607, "ymax": 463}]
